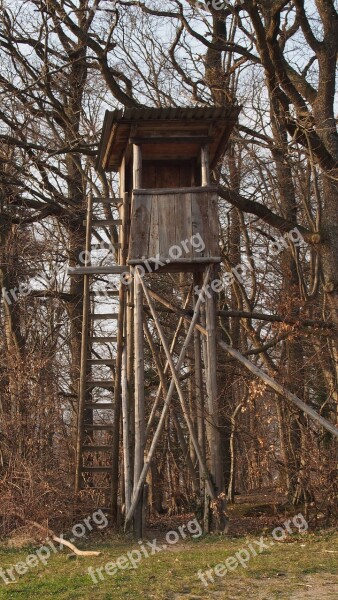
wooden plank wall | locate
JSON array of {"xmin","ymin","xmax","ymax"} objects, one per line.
[
  {"xmin": 129, "ymin": 189, "xmax": 219, "ymax": 264},
  {"xmin": 142, "ymin": 160, "xmax": 193, "ymax": 189}
]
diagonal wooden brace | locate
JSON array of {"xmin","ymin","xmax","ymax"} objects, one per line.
[{"xmin": 124, "ymin": 267, "xmax": 216, "ymax": 528}]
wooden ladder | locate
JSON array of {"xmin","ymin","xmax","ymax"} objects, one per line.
[{"xmin": 69, "ymin": 193, "xmax": 129, "ymax": 516}]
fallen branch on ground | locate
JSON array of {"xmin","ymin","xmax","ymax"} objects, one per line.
[{"xmin": 9, "ymin": 515, "xmax": 101, "ymax": 557}]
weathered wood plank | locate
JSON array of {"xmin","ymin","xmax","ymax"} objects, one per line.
[
  {"xmin": 142, "ymin": 162, "xmax": 157, "ymax": 189},
  {"xmin": 129, "ymin": 188, "xmax": 219, "ymax": 265},
  {"xmin": 148, "ymin": 194, "xmax": 159, "ymax": 258},
  {"xmin": 201, "ymin": 145, "xmax": 210, "ymax": 186},
  {"xmin": 208, "ymin": 192, "xmax": 220, "ymax": 257},
  {"xmin": 158, "ymin": 194, "xmax": 174, "ymax": 259},
  {"xmin": 191, "ymin": 191, "xmax": 205, "ymax": 259},
  {"xmin": 91, "ymin": 219, "xmax": 122, "ymax": 227},
  {"xmin": 174, "ymin": 192, "xmax": 191, "ymax": 260},
  {"xmin": 128, "ymin": 257, "xmax": 220, "ymax": 265},
  {"xmin": 133, "ymin": 144, "xmax": 142, "ymax": 189},
  {"xmin": 68, "ymin": 266, "xmax": 127, "ymax": 275},
  {"xmin": 131, "ymin": 135, "xmax": 211, "ymax": 143},
  {"xmin": 129, "ymin": 193, "xmax": 152, "ymax": 260},
  {"xmin": 135, "ymin": 186, "xmax": 217, "ymax": 195}
]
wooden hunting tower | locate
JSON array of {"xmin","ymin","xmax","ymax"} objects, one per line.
[
  {"xmin": 72, "ymin": 106, "xmax": 239, "ymax": 536},
  {"xmin": 97, "ymin": 106, "xmax": 240, "ymax": 270}
]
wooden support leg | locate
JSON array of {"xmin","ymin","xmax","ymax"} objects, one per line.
[
  {"xmin": 133, "ymin": 269, "xmax": 145, "ymax": 538},
  {"xmin": 127, "ymin": 285, "xmax": 135, "ymax": 483},
  {"xmin": 122, "ymin": 345, "xmax": 132, "ymax": 515},
  {"xmin": 146, "ymin": 286, "xmax": 193, "ymax": 439},
  {"xmin": 193, "ymin": 273, "xmax": 206, "ymax": 494},
  {"xmin": 111, "ymin": 283, "xmax": 125, "ymax": 527},
  {"xmin": 143, "ymin": 319, "xmax": 199, "ymax": 493},
  {"xmin": 125, "ymin": 268, "xmax": 215, "ymax": 528},
  {"xmin": 138, "ymin": 272, "xmax": 216, "ymax": 497},
  {"xmin": 205, "ymin": 268, "xmax": 224, "ymax": 496}
]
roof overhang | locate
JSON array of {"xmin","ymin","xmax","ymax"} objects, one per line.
[{"xmin": 96, "ymin": 106, "xmax": 241, "ymax": 172}]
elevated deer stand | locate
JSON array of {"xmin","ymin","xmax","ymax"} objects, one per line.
[{"xmin": 74, "ymin": 106, "xmax": 239, "ymax": 536}]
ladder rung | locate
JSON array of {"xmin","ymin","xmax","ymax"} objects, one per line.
[
  {"xmin": 81, "ymin": 466, "xmax": 113, "ymax": 472},
  {"xmin": 90, "ymin": 313, "xmax": 118, "ymax": 320},
  {"xmin": 90, "ymin": 337, "xmax": 118, "ymax": 343},
  {"xmin": 68, "ymin": 266, "xmax": 127, "ymax": 275},
  {"xmin": 90, "ymin": 291, "xmax": 119, "ymax": 297},
  {"xmin": 85, "ymin": 403, "xmax": 114, "ymax": 410},
  {"xmin": 82, "ymin": 445, "xmax": 113, "ymax": 452},
  {"xmin": 90, "ymin": 219, "xmax": 122, "ymax": 227},
  {"xmin": 92, "ymin": 197, "xmax": 123, "ymax": 204},
  {"xmin": 84, "ymin": 424, "xmax": 114, "ymax": 431},
  {"xmin": 87, "ymin": 381, "xmax": 114, "ymax": 389},
  {"xmin": 87, "ymin": 359, "xmax": 115, "ymax": 366},
  {"xmin": 91, "ymin": 243, "xmax": 121, "ymax": 250}
]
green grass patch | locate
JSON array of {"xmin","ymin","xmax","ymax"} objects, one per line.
[{"xmin": 0, "ymin": 530, "xmax": 337, "ymax": 599}]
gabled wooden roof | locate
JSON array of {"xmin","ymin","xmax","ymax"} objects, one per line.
[{"xmin": 96, "ymin": 105, "xmax": 240, "ymax": 172}]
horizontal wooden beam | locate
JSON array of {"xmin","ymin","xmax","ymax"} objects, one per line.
[
  {"xmin": 90, "ymin": 336, "xmax": 118, "ymax": 343},
  {"xmin": 128, "ymin": 257, "xmax": 220, "ymax": 265},
  {"xmin": 130, "ymin": 136, "xmax": 212, "ymax": 144},
  {"xmin": 91, "ymin": 219, "xmax": 122, "ymax": 227},
  {"xmin": 68, "ymin": 266, "xmax": 127, "ymax": 275},
  {"xmin": 89, "ymin": 290, "xmax": 119, "ymax": 297},
  {"xmin": 87, "ymin": 359, "xmax": 115, "ymax": 366},
  {"xmin": 134, "ymin": 186, "xmax": 217, "ymax": 195},
  {"xmin": 89, "ymin": 314, "xmax": 119, "ymax": 320}
]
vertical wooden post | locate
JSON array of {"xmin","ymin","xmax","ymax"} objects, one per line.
[
  {"xmin": 205, "ymin": 267, "xmax": 223, "ymax": 495},
  {"xmin": 119, "ymin": 155, "xmax": 126, "ymax": 264},
  {"xmin": 122, "ymin": 345, "xmax": 132, "ymax": 514},
  {"xmin": 124, "ymin": 268, "xmax": 216, "ymax": 528},
  {"xmin": 133, "ymin": 145, "xmax": 142, "ymax": 189},
  {"xmin": 146, "ymin": 288, "xmax": 193, "ymax": 439},
  {"xmin": 75, "ymin": 194, "xmax": 93, "ymax": 495},
  {"xmin": 111, "ymin": 194, "xmax": 128, "ymax": 527},
  {"xmin": 193, "ymin": 273, "xmax": 206, "ymax": 493},
  {"xmin": 142, "ymin": 483, "xmax": 149, "ymax": 537},
  {"xmin": 119, "ymin": 154, "xmax": 126, "ymax": 195},
  {"xmin": 133, "ymin": 268, "xmax": 145, "ymax": 538},
  {"xmin": 143, "ymin": 318, "xmax": 199, "ymax": 493},
  {"xmin": 127, "ymin": 284, "xmax": 134, "ymax": 485},
  {"xmin": 201, "ymin": 145, "xmax": 210, "ymax": 187},
  {"xmin": 203, "ymin": 486, "xmax": 210, "ymax": 534},
  {"xmin": 138, "ymin": 273, "xmax": 216, "ymax": 497},
  {"xmin": 121, "ymin": 192, "xmax": 132, "ymax": 517}
]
